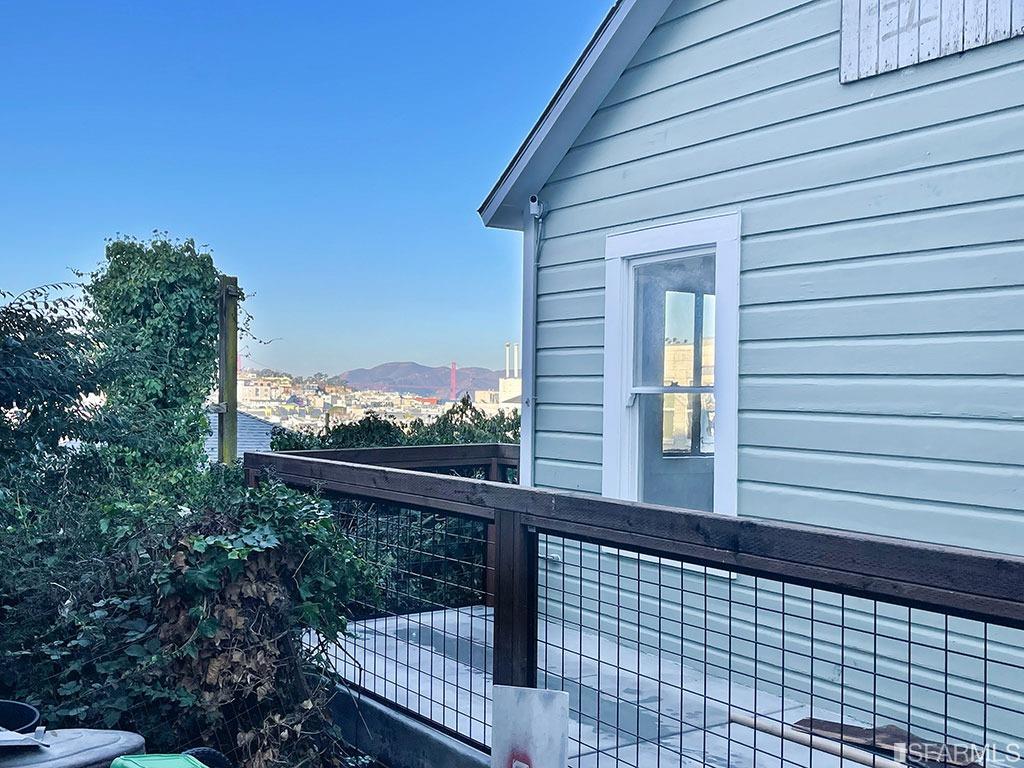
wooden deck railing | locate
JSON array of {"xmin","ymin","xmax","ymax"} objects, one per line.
[{"xmin": 245, "ymin": 444, "xmax": 1024, "ymax": 761}]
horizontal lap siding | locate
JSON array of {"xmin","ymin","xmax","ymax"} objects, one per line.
[
  {"xmin": 531, "ymin": 0, "xmax": 1024, "ymax": 738},
  {"xmin": 532, "ymin": 0, "xmax": 1024, "ymax": 547}
]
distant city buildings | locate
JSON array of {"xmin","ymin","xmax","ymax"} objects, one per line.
[
  {"xmin": 234, "ymin": 343, "xmax": 520, "ymax": 432},
  {"xmin": 473, "ymin": 342, "xmax": 521, "ymax": 416}
]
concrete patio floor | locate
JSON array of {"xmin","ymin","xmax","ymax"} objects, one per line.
[{"xmin": 329, "ymin": 606, "xmax": 861, "ymax": 767}]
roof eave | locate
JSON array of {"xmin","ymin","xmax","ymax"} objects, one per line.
[{"xmin": 478, "ymin": 0, "xmax": 673, "ymax": 231}]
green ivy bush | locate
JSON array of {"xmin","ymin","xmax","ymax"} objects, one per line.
[
  {"xmin": 83, "ymin": 236, "xmax": 225, "ymax": 473},
  {"xmin": 1, "ymin": 237, "xmax": 371, "ymax": 767},
  {"xmin": 34, "ymin": 466, "xmax": 368, "ymax": 767}
]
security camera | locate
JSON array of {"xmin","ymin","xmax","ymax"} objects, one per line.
[{"xmin": 529, "ymin": 194, "xmax": 544, "ymax": 219}]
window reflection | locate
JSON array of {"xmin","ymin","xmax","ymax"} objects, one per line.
[{"xmin": 660, "ymin": 393, "xmax": 715, "ymax": 456}]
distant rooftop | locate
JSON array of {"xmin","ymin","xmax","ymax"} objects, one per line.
[{"xmin": 204, "ymin": 410, "xmax": 275, "ymax": 461}]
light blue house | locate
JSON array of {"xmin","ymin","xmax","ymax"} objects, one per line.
[
  {"xmin": 478, "ymin": 1, "xmax": 1024, "ymax": 758},
  {"xmin": 481, "ymin": 0, "xmax": 1024, "ymax": 555}
]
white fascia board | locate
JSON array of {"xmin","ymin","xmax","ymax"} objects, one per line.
[{"xmin": 479, "ymin": 0, "xmax": 673, "ymax": 231}]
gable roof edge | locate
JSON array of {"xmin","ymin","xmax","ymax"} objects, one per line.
[{"xmin": 478, "ymin": 0, "xmax": 673, "ymax": 231}]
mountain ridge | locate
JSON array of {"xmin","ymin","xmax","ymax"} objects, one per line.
[{"xmin": 336, "ymin": 361, "xmax": 501, "ymax": 398}]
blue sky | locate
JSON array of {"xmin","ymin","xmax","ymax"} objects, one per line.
[{"xmin": 0, "ymin": 1, "xmax": 606, "ymax": 374}]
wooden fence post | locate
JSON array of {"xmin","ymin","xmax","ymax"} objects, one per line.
[
  {"xmin": 492, "ymin": 508, "xmax": 538, "ymax": 688},
  {"xmin": 217, "ymin": 275, "xmax": 239, "ymax": 464}
]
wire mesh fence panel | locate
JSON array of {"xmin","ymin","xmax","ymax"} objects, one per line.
[
  {"xmin": 538, "ymin": 534, "xmax": 1024, "ymax": 768},
  {"xmin": 323, "ymin": 497, "xmax": 494, "ymax": 748},
  {"xmin": 252, "ymin": 450, "xmax": 1024, "ymax": 767}
]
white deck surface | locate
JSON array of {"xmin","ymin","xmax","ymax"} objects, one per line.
[{"xmin": 330, "ymin": 606, "xmax": 862, "ymax": 767}]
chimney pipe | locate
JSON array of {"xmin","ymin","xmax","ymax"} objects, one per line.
[
  {"xmin": 513, "ymin": 343, "xmax": 520, "ymax": 379},
  {"xmin": 504, "ymin": 342, "xmax": 511, "ymax": 379}
]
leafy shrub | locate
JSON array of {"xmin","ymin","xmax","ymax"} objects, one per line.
[
  {"xmin": 30, "ymin": 466, "xmax": 368, "ymax": 767},
  {"xmin": 271, "ymin": 395, "xmax": 519, "ymax": 451},
  {"xmin": 1, "ymin": 237, "xmax": 370, "ymax": 767},
  {"xmin": 272, "ymin": 412, "xmax": 407, "ymax": 451},
  {"xmin": 83, "ymin": 236, "xmax": 227, "ymax": 472}
]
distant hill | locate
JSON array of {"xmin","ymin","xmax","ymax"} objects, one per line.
[{"xmin": 336, "ymin": 362, "xmax": 500, "ymax": 399}]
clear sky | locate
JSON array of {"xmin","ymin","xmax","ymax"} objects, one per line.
[{"xmin": 0, "ymin": 1, "xmax": 606, "ymax": 374}]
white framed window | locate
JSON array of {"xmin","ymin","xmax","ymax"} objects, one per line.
[{"xmin": 601, "ymin": 212, "xmax": 740, "ymax": 516}]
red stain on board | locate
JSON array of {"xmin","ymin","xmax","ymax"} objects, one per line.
[{"xmin": 507, "ymin": 749, "xmax": 532, "ymax": 768}]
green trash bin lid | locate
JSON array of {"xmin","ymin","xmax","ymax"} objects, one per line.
[{"xmin": 110, "ymin": 757, "xmax": 207, "ymax": 768}]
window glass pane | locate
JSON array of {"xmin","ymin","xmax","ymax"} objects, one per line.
[
  {"xmin": 633, "ymin": 253, "xmax": 715, "ymax": 388},
  {"xmin": 700, "ymin": 391, "xmax": 715, "ymax": 453},
  {"xmin": 664, "ymin": 291, "xmax": 695, "ymax": 387},
  {"xmin": 701, "ymin": 294, "xmax": 715, "ymax": 387},
  {"xmin": 645, "ymin": 393, "xmax": 716, "ymax": 456},
  {"xmin": 637, "ymin": 393, "xmax": 715, "ymax": 511}
]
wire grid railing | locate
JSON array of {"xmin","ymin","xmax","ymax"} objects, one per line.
[
  {"xmin": 538, "ymin": 536, "xmax": 1024, "ymax": 768},
  {"xmin": 246, "ymin": 447, "xmax": 1024, "ymax": 767},
  {"xmin": 326, "ymin": 498, "xmax": 494, "ymax": 746}
]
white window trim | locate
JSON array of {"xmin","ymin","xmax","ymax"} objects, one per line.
[{"xmin": 601, "ymin": 212, "xmax": 741, "ymax": 516}]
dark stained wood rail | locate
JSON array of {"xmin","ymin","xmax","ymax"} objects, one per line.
[
  {"xmin": 282, "ymin": 442, "xmax": 519, "ymax": 474},
  {"xmin": 245, "ymin": 445, "xmax": 1024, "ymax": 639}
]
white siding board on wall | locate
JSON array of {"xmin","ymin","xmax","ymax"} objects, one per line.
[
  {"xmin": 991, "ymin": 0, "xmax": 1014, "ymax": 41},
  {"xmin": 966, "ymin": 0, "xmax": 990, "ymax": 48},
  {"xmin": 942, "ymin": 0, "xmax": 966, "ymax": 55},
  {"xmin": 842, "ymin": 0, "xmax": 1024, "ymax": 80},
  {"xmin": 859, "ymin": 0, "xmax": 880, "ymax": 78},
  {"xmin": 879, "ymin": 0, "xmax": 900, "ymax": 69}
]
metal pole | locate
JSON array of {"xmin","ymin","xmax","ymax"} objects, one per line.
[{"xmin": 217, "ymin": 275, "xmax": 239, "ymax": 464}]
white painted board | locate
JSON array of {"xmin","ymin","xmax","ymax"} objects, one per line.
[
  {"xmin": 491, "ymin": 686, "xmax": 569, "ymax": 768},
  {"xmin": 842, "ymin": 0, "xmax": 1024, "ymax": 81}
]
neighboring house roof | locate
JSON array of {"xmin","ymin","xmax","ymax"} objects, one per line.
[
  {"xmin": 204, "ymin": 410, "xmax": 275, "ymax": 461},
  {"xmin": 478, "ymin": 0, "xmax": 673, "ymax": 231}
]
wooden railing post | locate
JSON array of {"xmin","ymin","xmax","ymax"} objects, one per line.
[
  {"xmin": 492, "ymin": 508, "xmax": 538, "ymax": 688},
  {"xmin": 485, "ymin": 455, "xmax": 502, "ymax": 608}
]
